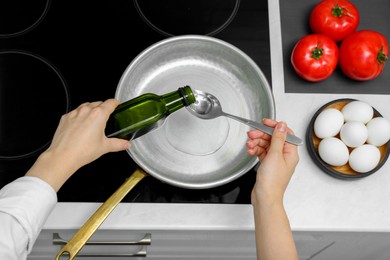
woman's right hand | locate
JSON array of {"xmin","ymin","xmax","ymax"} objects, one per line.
[{"xmin": 246, "ymin": 119, "xmax": 299, "ymax": 205}]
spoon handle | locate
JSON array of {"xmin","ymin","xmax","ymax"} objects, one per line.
[{"xmin": 222, "ymin": 113, "xmax": 303, "ymax": 146}]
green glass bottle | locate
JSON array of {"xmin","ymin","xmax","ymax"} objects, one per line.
[{"xmin": 106, "ymin": 86, "xmax": 195, "ymax": 140}]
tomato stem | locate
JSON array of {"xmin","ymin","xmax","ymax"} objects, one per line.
[
  {"xmin": 332, "ymin": 4, "xmax": 348, "ymax": 18},
  {"xmin": 377, "ymin": 46, "xmax": 388, "ymax": 66},
  {"xmin": 311, "ymin": 44, "xmax": 323, "ymax": 60}
]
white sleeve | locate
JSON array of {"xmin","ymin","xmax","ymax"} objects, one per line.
[{"xmin": 0, "ymin": 176, "xmax": 57, "ymax": 260}]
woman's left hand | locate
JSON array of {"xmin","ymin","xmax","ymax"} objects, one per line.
[{"xmin": 26, "ymin": 99, "xmax": 130, "ymax": 191}]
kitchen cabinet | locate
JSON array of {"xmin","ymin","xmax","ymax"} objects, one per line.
[
  {"xmin": 298, "ymin": 231, "xmax": 390, "ymax": 260},
  {"xmin": 28, "ymin": 228, "xmax": 356, "ymax": 260},
  {"xmin": 26, "ymin": 202, "xmax": 330, "ymax": 260},
  {"xmin": 29, "ymin": 229, "xmax": 257, "ymax": 259},
  {"xmin": 293, "ymin": 232, "xmax": 335, "ymax": 260},
  {"xmin": 30, "ymin": 203, "xmax": 390, "ymax": 259}
]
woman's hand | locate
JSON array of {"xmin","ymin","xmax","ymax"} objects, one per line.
[
  {"xmin": 47, "ymin": 99, "xmax": 130, "ymax": 170},
  {"xmin": 246, "ymin": 118, "xmax": 299, "ymax": 205},
  {"xmin": 247, "ymin": 118, "xmax": 300, "ymax": 260},
  {"xmin": 26, "ymin": 99, "xmax": 130, "ymax": 191}
]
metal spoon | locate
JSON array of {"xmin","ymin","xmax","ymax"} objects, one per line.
[{"xmin": 187, "ymin": 90, "xmax": 303, "ymax": 146}]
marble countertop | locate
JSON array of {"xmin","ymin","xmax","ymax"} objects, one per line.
[{"xmin": 44, "ymin": 0, "xmax": 390, "ymax": 232}]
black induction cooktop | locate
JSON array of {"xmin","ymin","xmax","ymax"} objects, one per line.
[{"xmin": 0, "ymin": 0, "xmax": 271, "ymax": 203}]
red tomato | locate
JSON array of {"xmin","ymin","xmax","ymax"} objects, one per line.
[
  {"xmin": 339, "ymin": 30, "xmax": 389, "ymax": 81},
  {"xmin": 291, "ymin": 34, "xmax": 339, "ymax": 82},
  {"xmin": 310, "ymin": 0, "xmax": 359, "ymax": 42}
]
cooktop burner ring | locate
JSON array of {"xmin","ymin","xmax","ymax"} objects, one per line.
[
  {"xmin": 0, "ymin": 50, "xmax": 70, "ymax": 160},
  {"xmin": 0, "ymin": 0, "xmax": 51, "ymax": 38},
  {"xmin": 134, "ymin": 0, "xmax": 240, "ymax": 37}
]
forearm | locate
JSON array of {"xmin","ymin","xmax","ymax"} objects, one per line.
[
  {"xmin": 0, "ymin": 177, "xmax": 57, "ymax": 257},
  {"xmin": 252, "ymin": 199, "xmax": 298, "ymax": 260},
  {"xmin": 26, "ymin": 150, "xmax": 78, "ymax": 192},
  {"xmin": 24, "ymin": 99, "xmax": 130, "ymax": 193}
]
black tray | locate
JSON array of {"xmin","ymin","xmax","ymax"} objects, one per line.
[
  {"xmin": 306, "ymin": 98, "xmax": 390, "ymax": 179},
  {"xmin": 279, "ymin": 0, "xmax": 390, "ymax": 95}
]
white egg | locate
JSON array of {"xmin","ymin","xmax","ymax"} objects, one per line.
[
  {"xmin": 318, "ymin": 137, "xmax": 349, "ymax": 166},
  {"xmin": 341, "ymin": 101, "xmax": 374, "ymax": 123},
  {"xmin": 366, "ymin": 117, "xmax": 390, "ymax": 147},
  {"xmin": 314, "ymin": 108, "xmax": 344, "ymax": 139},
  {"xmin": 349, "ymin": 144, "xmax": 381, "ymax": 173},
  {"xmin": 340, "ymin": 121, "xmax": 368, "ymax": 148}
]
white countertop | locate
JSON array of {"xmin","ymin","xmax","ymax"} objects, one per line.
[
  {"xmin": 44, "ymin": 0, "xmax": 390, "ymax": 233},
  {"xmin": 269, "ymin": 0, "xmax": 390, "ymax": 233}
]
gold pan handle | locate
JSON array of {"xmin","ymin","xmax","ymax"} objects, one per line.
[{"xmin": 55, "ymin": 168, "xmax": 148, "ymax": 260}]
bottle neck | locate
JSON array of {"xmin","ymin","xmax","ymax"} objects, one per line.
[{"xmin": 162, "ymin": 86, "xmax": 195, "ymax": 114}]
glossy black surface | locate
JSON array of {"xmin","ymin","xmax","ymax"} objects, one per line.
[
  {"xmin": 0, "ymin": 0, "xmax": 50, "ymax": 37},
  {"xmin": 0, "ymin": 0, "xmax": 271, "ymax": 203},
  {"xmin": 0, "ymin": 50, "xmax": 69, "ymax": 159},
  {"xmin": 134, "ymin": 0, "xmax": 239, "ymax": 36}
]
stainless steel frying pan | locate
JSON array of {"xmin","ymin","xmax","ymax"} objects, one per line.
[
  {"xmin": 116, "ymin": 35, "xmax": 275, "ymax": 188},
  {"xmin": 56, "ymin": 35, "xmax": 275, "ymax": 259}
]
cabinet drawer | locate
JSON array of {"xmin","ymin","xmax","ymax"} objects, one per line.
[{"xmin": 29, "ymin": 229, "xmax": 257, "ymax": 259}]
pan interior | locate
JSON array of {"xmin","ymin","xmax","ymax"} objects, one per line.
[
  {"xmin": 116, "ymin": 36, "xmax": 275, "ymax": 189},
  {"xmin": 165, "ymin": 110, "xmax": 230, "ymax": 156}
]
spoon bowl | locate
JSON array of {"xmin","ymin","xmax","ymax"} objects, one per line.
[
  {"xmin": 188, "ymin": 90, "xmax": 303, "ymax": 146},
  {"xmin": 189, "ymin": 90, "xmax": 222, "ymax": 119}
]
